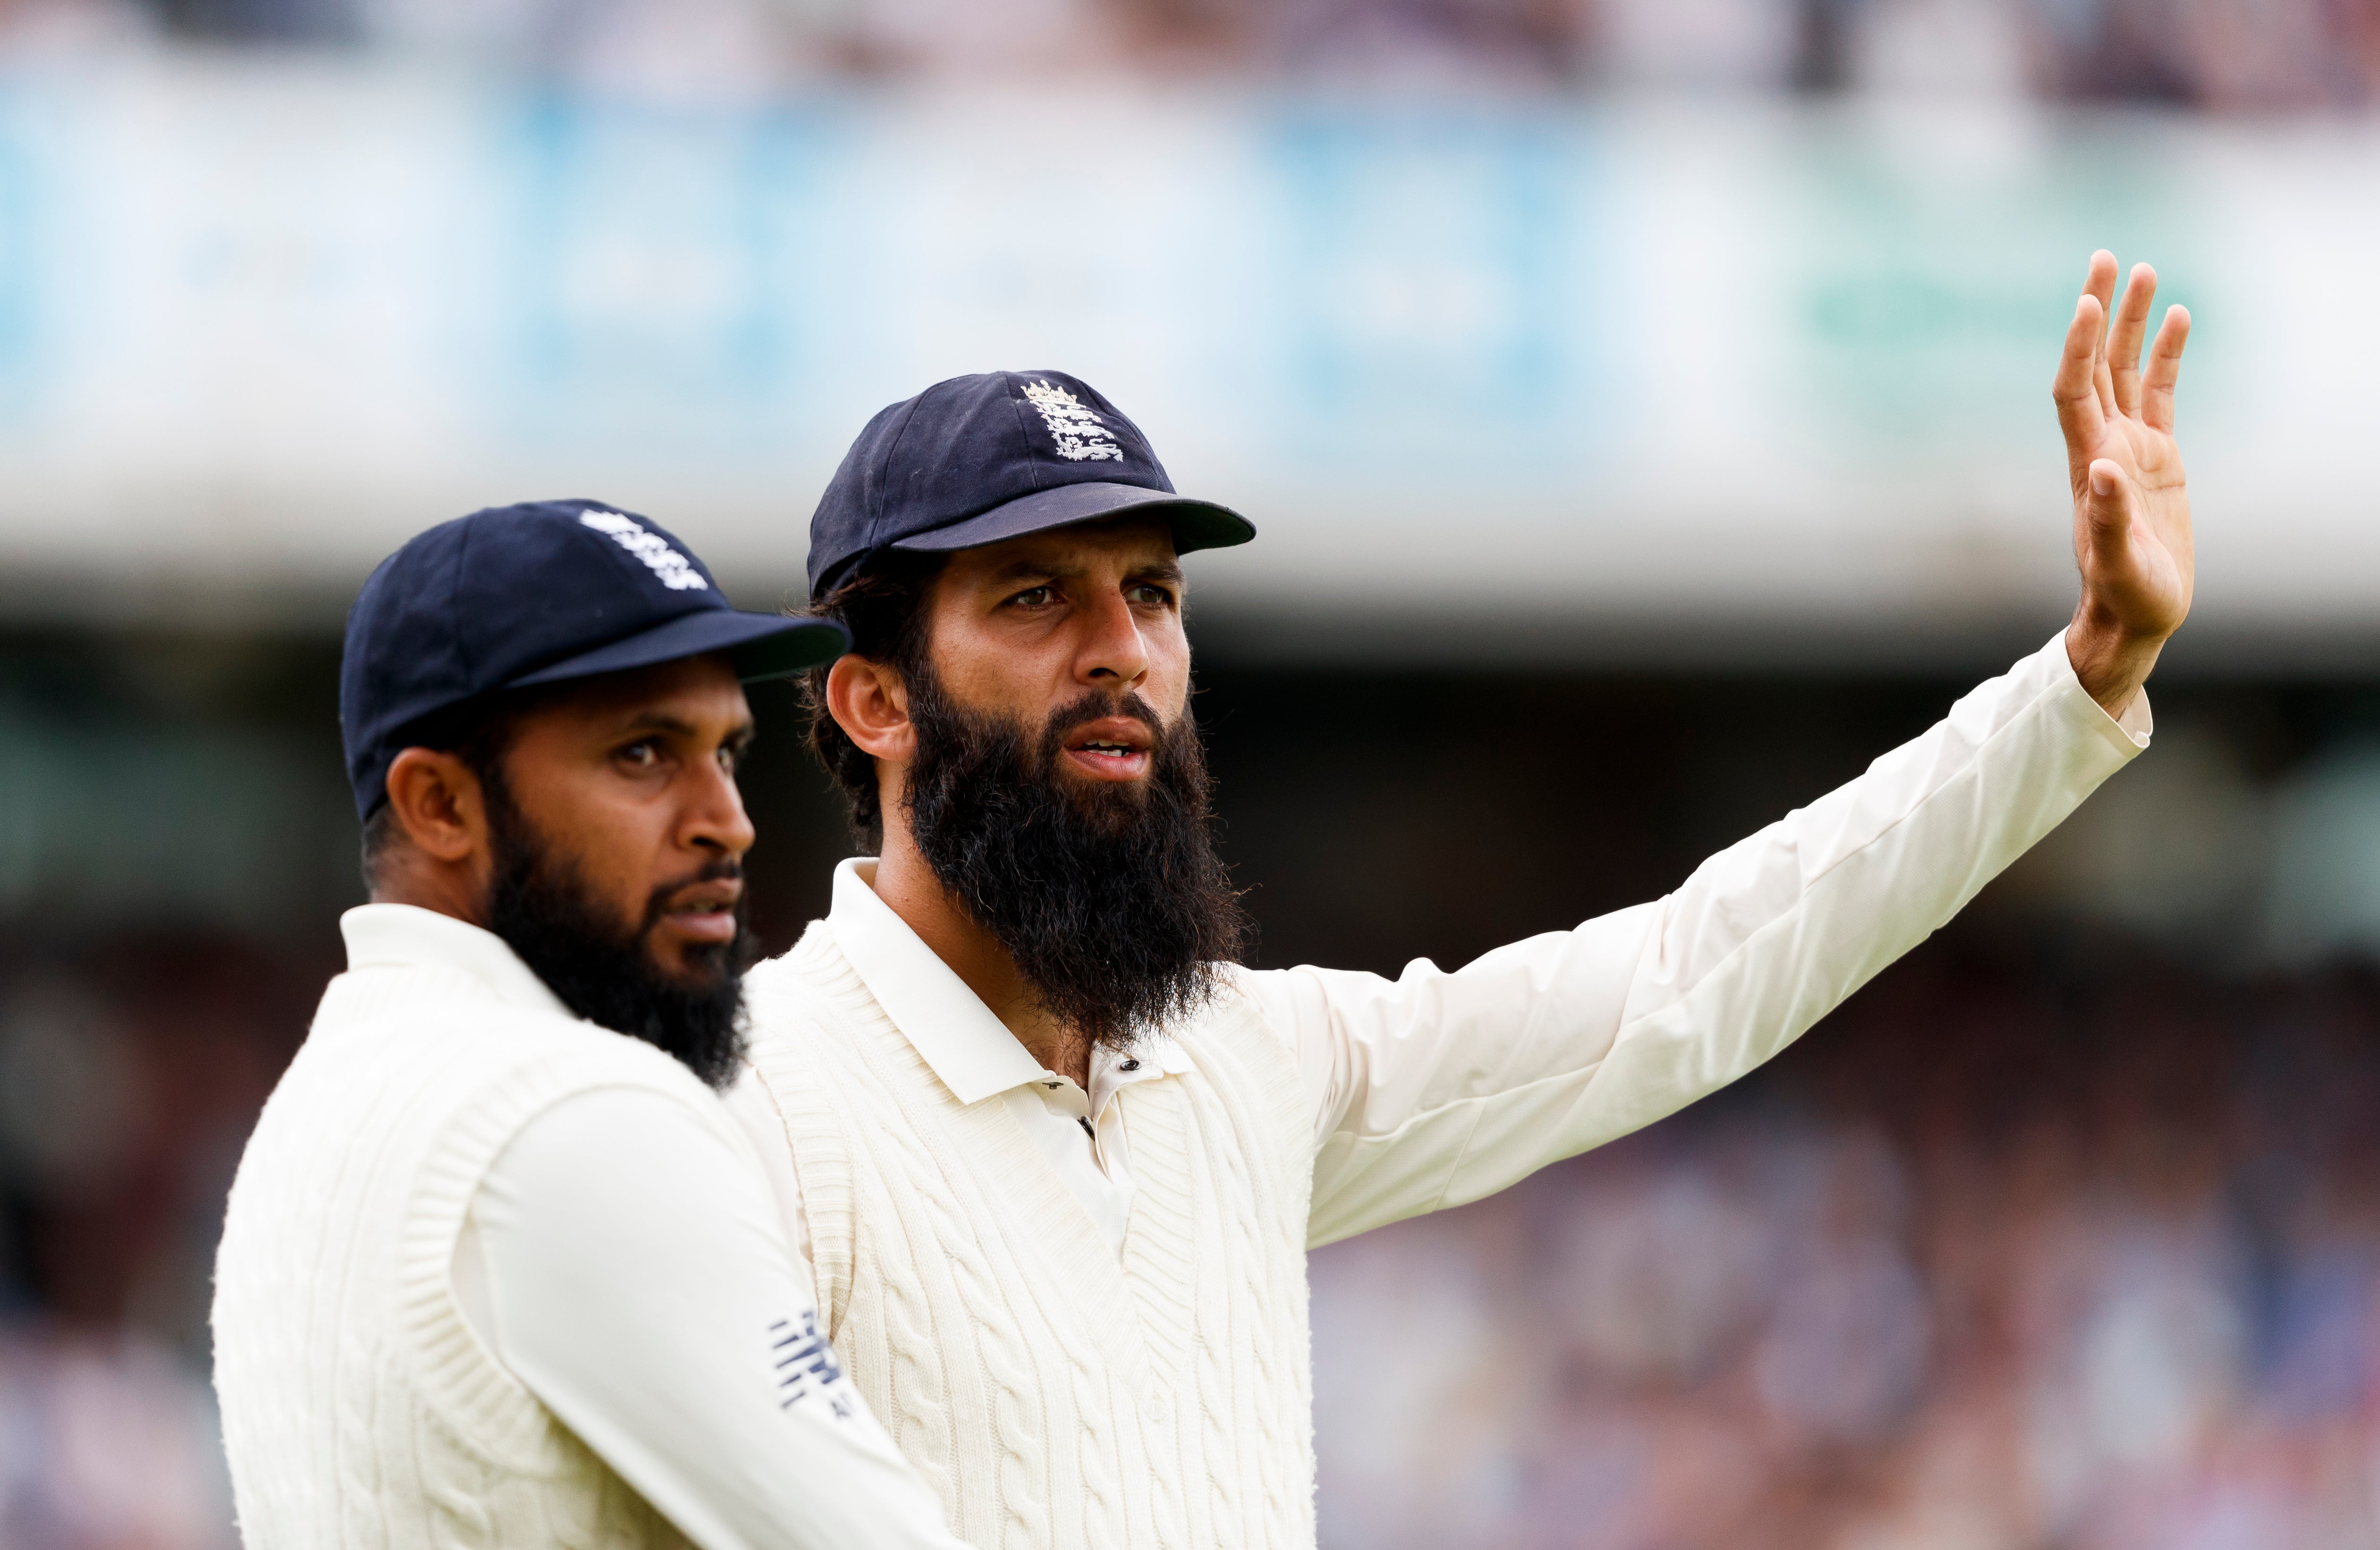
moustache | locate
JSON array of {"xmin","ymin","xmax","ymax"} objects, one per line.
[
  {"xmin": 1037, "ymin": 690, "xmax": 1168, "ymax": 757},
  {"xmin": 640, "ymin": 857, "xmax": 747, "ymax": 937}
]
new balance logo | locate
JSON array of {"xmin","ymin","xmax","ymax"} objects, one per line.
[{"xmin": 769, "ymin": 1312, "xmax": 848, "ymax": 1414}]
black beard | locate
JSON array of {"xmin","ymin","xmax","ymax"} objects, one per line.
[
  {"xmin": 901, "ymin": 665, "xmax": 1250, "ymax": 1050},
  {"xmin": 479, "ymin": 768, "xmax": 753, "ymax": 1090}
]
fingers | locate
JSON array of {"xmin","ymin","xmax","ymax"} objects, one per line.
[
  {"xmin": 2106, "ymin": 262, "xmax": 2158, "ymax": 418},
  {"xmin": 2054, "ymin": 291, "xmax": 2108, "ymax": 457},
  {"xmin": 2083, "ymin": 249, "xmax": 2119, "ymax": 310},
  {"xmin": 2141, "ymin": 303, "xmax": 2191, "ymax": 432},
  {"xmin": 2084, "ymin": 250, "xmax": 2119, "ymax": 418}
]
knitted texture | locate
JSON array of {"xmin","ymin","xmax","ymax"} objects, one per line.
[
  {"xmin": 738, "ymin": 926, "xmax": 1320, "ymax": 1550},
  {"xmin": 212, "ymin": 961, "xmax": 736, "ymax": 1550}
]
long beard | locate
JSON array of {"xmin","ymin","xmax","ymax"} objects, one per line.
[
  {"xmin": 902, "ymin": 667, "xmax": 1250, "ymax": 1050},
  {"xmin": 479, "ymin": 770, "xmax": 754, "ymax": 1090}
]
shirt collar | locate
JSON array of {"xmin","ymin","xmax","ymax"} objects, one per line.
[
  {"xmin": 825, "ymin": 857, "xmax": 1191, "ymax": 1105},
  {"xmin": 339, "ymin": 903, "xmax": 577, "ymax": 1021}
]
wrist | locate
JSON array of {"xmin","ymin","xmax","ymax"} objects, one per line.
[{"xmin": 2065, "ymin": 601, "xmax": 2164, "ymax": 718}]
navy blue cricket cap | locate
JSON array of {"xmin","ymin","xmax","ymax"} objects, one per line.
[
  {"xmin": 341, "ymin": 498, "xmax": 849, "ymax": 822},
  {"xmin": 806, "ymin": 370, "xmax": 1256, "ymax": 599}
]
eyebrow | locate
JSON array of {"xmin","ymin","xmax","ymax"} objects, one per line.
[
  {"xmin": 615, "ymin": 711, "xmax": 755, "ymax": 746},
  {"xmin": 986, "ymin": 556, "xmax": 1187, "ymax": 586},
  {"xmin": 988, "ymin": 557, "xmax": 1066, "ymax": 586}
]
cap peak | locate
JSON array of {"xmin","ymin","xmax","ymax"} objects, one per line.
[{"xmin": 808, "ymin": 369, "xmax": 1253, "ymax": 597}]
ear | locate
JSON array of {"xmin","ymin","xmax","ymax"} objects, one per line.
[
  {"xmin": 382, "ymin": 747, "xmax": 489, "ymax": 865},
  {"xmin": 825, "ymin": 654, "xmax": 917, "ymax": 765}
]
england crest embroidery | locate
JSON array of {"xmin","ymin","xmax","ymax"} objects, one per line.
[{"xmin": 1020, "ymin": 379, "xmax": 1125, "ymax": 463}]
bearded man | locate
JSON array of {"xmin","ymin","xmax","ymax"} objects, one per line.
[
  {"xmin": 213, "ymin": 501, "xmax": 980, "ymax": 1550},
  {"xmin": 727, "ymin": 253, "xmax": 2192, "ymax": 1549}
]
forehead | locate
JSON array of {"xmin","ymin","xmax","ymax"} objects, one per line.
[{"xmin": 942, "ymin": 517, "xmax": 1180, "ymax": 583}]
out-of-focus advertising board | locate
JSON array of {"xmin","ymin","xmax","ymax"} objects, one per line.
[{"xmin": 0, "ymin": 61, "xmax": 2365, "ymax": 661}]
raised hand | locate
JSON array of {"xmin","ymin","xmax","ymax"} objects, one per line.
[{"xmin": 2053, "ymin": 250, "xmax": 2193, "ymax": 717}]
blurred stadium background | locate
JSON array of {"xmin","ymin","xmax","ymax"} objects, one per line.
[{"xmin": 5, "ymin": 0, "xmax": 2380, "ymax": 1545}]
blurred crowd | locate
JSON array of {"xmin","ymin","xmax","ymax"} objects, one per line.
[
  {"xmin": 0, "ymin": 0, "xmax": 2376, "ymax": 109},
  {"xmin": 1314, "ymin": 943, "xmax": 2380, "ymax": 1549},
  {"xmin": 0, "ymin": 932, "xmax": 310, "ymax": 1550}
]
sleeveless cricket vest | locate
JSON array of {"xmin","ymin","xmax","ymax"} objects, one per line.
[
  {"xmin": 212, "ymin": 946, "xmax": 745, "ymax": 1550},
  {"xmin": 738, "ymin": 923, "xmax": 1321, "ymax": 1550}
]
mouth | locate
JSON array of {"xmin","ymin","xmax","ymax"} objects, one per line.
[
  {"xmin": 1060, "ymin": 716, "xmax": 1155, "ymax": 782},
  {"xmin": 655, "ymin": 878, "xmax": 743, "ymax": 945}
]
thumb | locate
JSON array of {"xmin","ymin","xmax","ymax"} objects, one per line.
[{"xmin": 2084, "ymin": 458, "xmax": 2133, "ymax": 563}]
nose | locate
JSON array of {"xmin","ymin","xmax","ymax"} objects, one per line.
[
  {"xmin": 1076, "ymin": 586, "xmax": 1150, "ymax": 692},
  {"xmin": 683, "ymin": 754, "xmax": 756, "ymax": 860}
]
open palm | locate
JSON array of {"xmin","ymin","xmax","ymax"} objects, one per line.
[{"xmin": 2052, "ymin": 252, "xmax": 2192, "ymax": 711}]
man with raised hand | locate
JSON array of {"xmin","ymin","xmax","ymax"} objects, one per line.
[
  {"xmin": 213, "ymin": 500, "xmax": 979, "ymax": 1550},
  {"xmin": 728, "ymin": 253, "xmax": 2191, "ymax": 1548}
]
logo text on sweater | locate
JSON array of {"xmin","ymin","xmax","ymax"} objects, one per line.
[{"xmin": 771, "ymin": 1312, "xmax": 852, "ymax": 1418}]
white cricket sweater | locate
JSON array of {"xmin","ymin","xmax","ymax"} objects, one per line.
[
  {"xmin": 214, "ymin": 913, "xmax": 717, "ymax": 1549},
  {"xmin": 728, "ymin": 633, "xmax": 2153, "ymax": 1550},
  {"xmin": 741, "ymin": 933, "xmax": 1320, "ymax": 1550},
  {"xmin": 210, "ymin": 906, "xmax": 974, "ymax": 1550}
]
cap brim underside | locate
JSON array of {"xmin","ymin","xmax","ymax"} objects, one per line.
[
  {"xmin": 505, "ymin": 608, "xmax": 848, "ymax": 691},
  {"xmin": 889, "ymin": 481, "xmax": 1257, "ymax": 558}
]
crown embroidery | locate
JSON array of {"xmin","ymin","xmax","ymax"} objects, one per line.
[
  {"xmin": 579, "ymin": 509, "xmax": 710, "ymax": 592},
  {"xmin": 1020, "ymin": 379, "xmax": 1125, "ymax": 462}
]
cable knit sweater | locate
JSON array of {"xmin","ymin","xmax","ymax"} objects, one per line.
[
  {"xmin": 728, "ymin": 633, "xmax": 2153, "ymax": 1550},
  {"xmin": 739, "ymin": 927, "xmax": 1319, "ymax": 1550},
  {"xmin": 211, "ymin": 916, "xmax": 751, "ymax": 1550}
]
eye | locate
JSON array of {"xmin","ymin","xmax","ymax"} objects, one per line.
[
  {"xmin": 616, "ymin": 739, "xmax": 662, "ymax": 771},
  {"xmin": 1127, "ymin": 582, "xmax": 1178, "ymax": 608},
  {"xmin": 1004, "ymin": 584, "xmax": 1059, "ymax": 609}
]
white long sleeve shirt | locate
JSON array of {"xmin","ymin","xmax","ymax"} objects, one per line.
[
  {"xmin": 725, "ymin": 630, "xmax": 2153, "ymax": 1286},
  {"xmin": 447, "ymin": 1084, "xmax": 972, "ymax": 1550}
]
